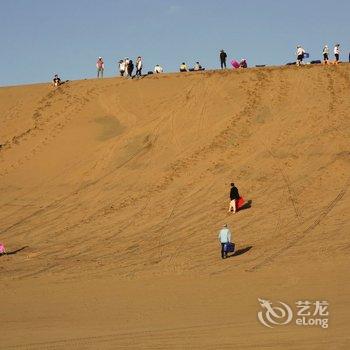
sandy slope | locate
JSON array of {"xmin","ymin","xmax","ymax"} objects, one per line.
[{"xmin": 1, "ymin": 65, "xmax": 349, "ymax": 349}]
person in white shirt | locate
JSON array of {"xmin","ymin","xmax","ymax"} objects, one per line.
[
  {"xmin": 193, "ymin": 62, "xmax": 203, "ymax": 71},
  {"xmin": 135, "ymin": 56, "xmax": 142, "ymax": 77},
  {"xmin": 154, "ymin": 64, "xmax": 163, "ymax": 73},
  {"xmin": 218, "ymin": 224, "xmax": 232, "ymax": 259},
  {"xmin": 118, "ymin": 60, "xmax": 126, "ymax": 76},
  {"xmin": 296, "ymin": 46, "xmax": 305, "ymax": 66},
  {"xmin": 334, "ymin": 44, "xmax": 340, "ymax": 64},
  {"xmin": 179, "ymin": 62, "xmax": 189, "ymax": 72},
  {"xmin": 322, "ymin": 45, "xmax": 329, "ymax": 64},
  {"xmin": 124, "ymin": 58, "xmax": 130, "ymax": 77}
]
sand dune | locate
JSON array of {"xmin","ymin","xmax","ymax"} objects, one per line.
[{"xmin": 1, "ymin": 65, "xmax": 349, "ymax": 349}]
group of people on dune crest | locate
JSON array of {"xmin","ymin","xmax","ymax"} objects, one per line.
[
  {"xmin": 52, "ymin": 43, "xmax": 347, "ymax": 86},
  {"xmin": 295, "ymin": 43, "xmax": 342, "ymax": 66}
]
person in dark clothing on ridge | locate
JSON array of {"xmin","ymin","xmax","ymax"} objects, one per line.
[
  {"xmin": 229, "ymin": 182, "xmax": 240, "ymax": 213},
  {"xmin": 220, "ymin": 49, "xmax": 227, "ymax": 69},
  {"xmin": 52, "ymin": 74, "xmax": 61, "ymax": 87},
  {"xmin": 127, "ymin": 60, "xmax": 134, "ymax": 77}
]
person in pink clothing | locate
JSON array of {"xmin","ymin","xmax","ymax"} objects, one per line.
[{"xmin": 96, "ymin": 57, "xmax": 104, "ymax": 78}]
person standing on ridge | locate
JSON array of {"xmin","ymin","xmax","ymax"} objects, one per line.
[
  {"xmin": 96, "ymin": 57, "xmax": 104, "ymax": 78},
  {"xmin": 322, "ymin": 45, "xmax": 329, "ymax": 64},
  {"xmin": 334, "ymin": 44, "xmax": 340, "ymax": 64},
  {"xmin": 229, "ymin": 182, "xmax": 240, "ymax": 213},
  {"xmin": 218, "ymin": 224, "xmax": 232, "ymax": 259},
  {"xmin": 127, "ymin": 59, "xmax": 134, "ymax": 77},
  {"xmin": 118, "ymin": 60, "xmax": 125, "ymax": 76},
  {"xmin": 220, "ymin": 49, "xmax": 227, "ymax": 69},
  {"xmin": 135, "ymin": 56, "xmax": 142, "ymax": 77},
  {"xmin": 124, "ymin": 57, "xmax": 130, "ymax": 77},
  {"xmin": 296, "ymin": 45, "xmax": 305, "ymax": 66},
  {"xmin": 52, "ymin": 74, "xmax": 61, "ymax": 87}
]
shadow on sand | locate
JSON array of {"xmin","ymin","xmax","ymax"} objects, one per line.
[
  {"xmin": 238, "ymin": 199, "xmax": 252, "ymax": 212},
  {"xmin": 0, "ymin": 246, "xmax": 28, "ymax": 257},
  {"xmin": 227, "ymin": 246, "xmax": 253, "ymax": 258}
]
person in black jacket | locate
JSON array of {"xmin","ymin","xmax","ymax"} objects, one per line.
[
  {"xmin": 127, "ymin": 60, "xmax": 134, "ymax": 77},
  {"xmin": 220, "ymin": 50, "xmax": 227, "ymax": 69},
  {"xmin": 229, "ymin": 182, "xmax": 240, "ymax": 213}
]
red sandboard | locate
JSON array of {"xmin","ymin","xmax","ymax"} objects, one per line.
[{"xmin": 236, "ymin": 197, "xmax": 245, "ymax": 210}]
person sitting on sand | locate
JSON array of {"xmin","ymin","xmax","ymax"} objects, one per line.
[
  {"xmin": 218, "ymin": 224, "xmax": 232, "ymax": 259},
  {"xmin": 239, "ymin": 59, "xmax": 248, "ymax": 68},
  {"xmin": 296, "ymin": 46, "xmax": 305, "ymax": 66},
  {"xmin": 154, "ymin": 64, "xmax": 163, "ymax": 73},
  {"xmin": 229, "ymin": 182, "xmax": 240, "ymax": 213},
  {"xmin": 52, "ymin": 74, "xmax": 61, "ymax": 87},
  {"xmin": 193, "ymin": 62, "xmax": 202, "ymax": 71},
  {"xmin": 179, "ymin": 62, "xmax": 189, "ymax": 72}
]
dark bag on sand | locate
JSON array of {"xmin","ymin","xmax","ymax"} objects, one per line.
[
  {"xmin": 224, "ymin": 242, "xmax": 235, "ymax": 253},
  {"xmin": 311, "ymin": 60, "xmax": 321, "ymax": 64}
]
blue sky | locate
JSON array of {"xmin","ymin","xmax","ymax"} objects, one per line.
[{"xmin": 0, "ymin": 0, "xmax": 349, "ymax": 86}]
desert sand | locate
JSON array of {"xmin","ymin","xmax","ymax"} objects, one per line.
[{"xmin": 0, "ymin": 65, "xmax": 349, "ymax": 349}]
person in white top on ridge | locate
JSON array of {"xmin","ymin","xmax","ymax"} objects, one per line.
[
  {"xmin": 135, "ymin": 56, "xmax": 142, "ymax": 77},
  {"xmin": 322, "ymin": 45, "xmax": 329, "ymax": 64},
  {"xmin": 334, "ymin": 44, "xmax": 340, "ymax": 64},
  {"xmin": 118, "ymin": 59, "xmax": 126, "ymax": 76},
  {"xmin": 296, "ymin": 46, "xmax": 305, "ymax": 66},
  {"xmin": 154, "ymin": 64, "xmax": 163, "ymax": 73},
  {"xmin": 124, "ymin": 58, "xmax": 130, "ymax": 77}
]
